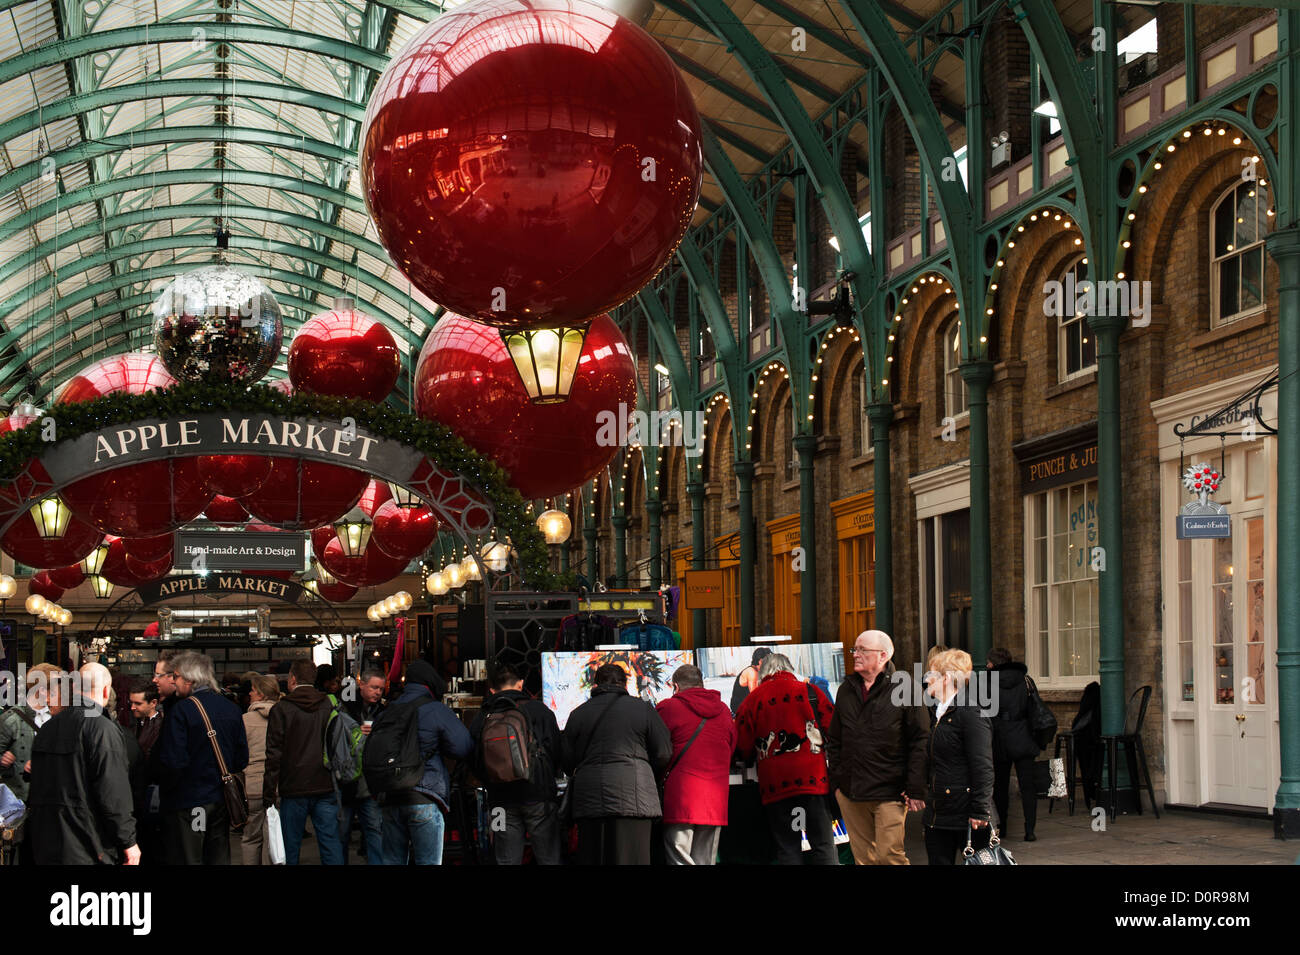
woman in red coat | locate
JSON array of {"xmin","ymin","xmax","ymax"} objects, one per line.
[
  {"xmin": 735, "ymin": 653, "xmax": 838, "ymax": 864},
  {"xmin": 655, "ymin": 665, "xmax": 736, "ymax": 865}
]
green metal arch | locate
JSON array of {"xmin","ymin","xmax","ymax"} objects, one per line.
[
  {"xmin": 675, "ymin": 238, "xmax": 745, "ymax": 456},
  {"xmin": 633, "ymin": 291, "xmax": 694, "ymax": 414}
]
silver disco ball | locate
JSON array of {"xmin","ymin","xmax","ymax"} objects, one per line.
[{"xmin": 151, "ymin": 265, "xmax": 284, "ymax": 384}]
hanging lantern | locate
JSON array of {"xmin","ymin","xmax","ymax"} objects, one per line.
[
  {"xmin": 29, "ymin": 496, "xmax": 72, "ymax": 539},
  {"xmin": 89, "ymin": 575, "xmax": 115, "ymax": 599},
  {"xmin": 501, "ymin": 325, "xmax": 589, "ymax": 403},
  {"xmin": 312, "ymin": 557, "xmax": 338, "ymax": 587},
  {"xmin": 537, "ymin": 508, "xmax": 573, "ymax": 544},
  {"xmin": 25, "ymin": 594, "xmax": 46, "ymax": 615},
  {"xmin": 444, "ymin": 562, "xmax": 464, "ymax": 589},
  {"xmin": 460, "ymin": 554, "xmax": 481, "ymax": 582},
  {"xmin": 80, "ymin": 540, "xmax": 111, "ymax": 577},
  {"xmin": 481, "ymin": 540, "xmax": 512, "ymax": 573},
  {"xmin": 303, "ymin": 579, "xmax": 320, "ymax": 597},
  {"xmin": 426, "ymin": 571, "xmax": 448, "ymax": 596},
  {"xmin": 386, "ymin": 482, "xmax": 421, "ymax": 508},
  {"xmin": 333, "ymin": 506, "xmax": 374, "ymax": 558},
  {"xmin": 0, "ymin": 574, "xmax": 16, "ymax": 600}
]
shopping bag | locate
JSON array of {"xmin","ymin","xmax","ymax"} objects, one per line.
[
  {"xmin": 0, "ymin": 784, "xmax": 24, "ymax": 828},
  {"xmin": 1047, "ymin": 757, "xmax": 1068, "ymax": 798},
  {"xmin": 265, "ymin": 805, "xmax": 286, "ymax": 866}
]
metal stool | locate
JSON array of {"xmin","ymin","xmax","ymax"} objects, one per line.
[{"xmin": 1096, "ymin": 686, "xmax": 1160, "ymax": 822}]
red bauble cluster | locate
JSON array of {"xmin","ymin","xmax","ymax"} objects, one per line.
[
  {"xmin": 316, "ymin": 535, "xmax": 408, "ymax": 588},
  {"xmin": 288, "ymin": 301, "xmax": 401, "ymax": 402},
  {"xmin": 361, "ymin": 0, "xmax": 701, "ymax": 330},
  {"xmin": 54, "ymin": 352, "xmax": 177, "ymax": 404},
  {"xmin": 1, "ymin": 514, "xmax": 103, "ymax": 570},
  {"xmin": 414, "ymin": 313, "xmax": 636, "ymax": 499},
  {"xmin": 371, "ymin": 500, "xmax": 440, "ymax": 561},
  {"xmin": 28, "ymin": 571, "xmax": 64, "ymax": 602},
  {"xmin": 357, "ymin": 479, "xmax": 393, "ymax": 517},
  {"xmin": 240, "ymin": 459, "xmax": 370, "ymax": 530},
  {"xmin": 47, "ymin": 564, "xmax": 86, "ymax": 590},
  {"xmin": 205, "ymin": 495, "xmax": 250, "ymax": 526},
  {"xmin": 97, "ymin": 536, "xmax": 175, "ymax": 587},
  {"xmin": 198, "ymin": 454, "xmax": 273, "ymax": 499},
  {"xmin": 316, "ymin": 581, "xmax": 360, "ymax": 603}
]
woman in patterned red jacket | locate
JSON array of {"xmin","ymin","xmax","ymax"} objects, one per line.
[{"xmin": 735, "ymin": 652, "xmax": 837, "ymax": 864}]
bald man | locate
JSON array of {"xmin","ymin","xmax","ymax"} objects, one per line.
[{"xmin": 26, "ymin": 663, "xmax": 141, "ymax": 865}]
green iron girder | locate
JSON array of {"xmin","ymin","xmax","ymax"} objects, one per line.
[
  {"xmin": 675, "ymin": 238, "xmax": 744, "ymax": 454},
  {"xmin": 634, "ymin": 290, "xmax": 695, "ymax": 415}
]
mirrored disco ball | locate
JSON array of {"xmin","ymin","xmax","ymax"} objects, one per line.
[{"xmin": 152, "ymin": 265, "xmax": 284, "ymax": 384}]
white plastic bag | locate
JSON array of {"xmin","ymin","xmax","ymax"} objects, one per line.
[
  {"xmin": 265, "ymin": 804, "xmax": 286, "ymax": 865},
  {"xmin": 1047, "ymin": 757, "xmax": 1068, "ymax": 798}
]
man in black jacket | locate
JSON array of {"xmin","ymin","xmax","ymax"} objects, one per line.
[
  {"xmin": 26, "ymin": 663, "xmax": 140, "ymax": 865},
  {"xmin": 562, "ymin": 663, "xmax": 672, "ymax": 865},
  {"xmin": 987, "ymin": 648, "xmax": 1039, "ymax": 841},
  {"xmin": 340, "ymin": 668, "xmax": 386, "ymax": 864},
  {"xmin": 827, "ymin": 630, "xmax": 930, "ymax": 865},
  {"xmin": 469, "ymin": 663, "xmax": 562, "ymax": 865}
]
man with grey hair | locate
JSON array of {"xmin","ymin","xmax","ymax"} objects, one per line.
[
  {"xmin": 827, "ymin": 630, "xmax": 930, "ymax": 865},
  {"xmin": 156, "ymin": 651, "xmax": 248, "ymax": 864},
  {"xmin": 26, "ymin": 663, "xmax": 141, "ymax": 864}
]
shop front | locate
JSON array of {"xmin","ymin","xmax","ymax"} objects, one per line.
[
  {"xmin": 766, "ymin": 513, "xmax": 801, "ymax": 642},
  {"xmin": 830, "ymin": 491, "xmax": 876, "ymax": 651},
  {"xmin": 1151, "ymin": 369, "xmax": 1279, "ymax": 811}
]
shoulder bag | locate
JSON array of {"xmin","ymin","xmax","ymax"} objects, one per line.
[
  {"xmin": 190, "ymin": 696, "xmax": 249, "ymax": 831},
  {"xmin": 963, "ymin": 824, "xmax": 1017, "ymax": 865},
  {"xmin": 1025, "ymin": 676, "xmax": 1059, "ymax": 750}
]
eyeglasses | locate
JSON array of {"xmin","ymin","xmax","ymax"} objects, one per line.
[{"xmin": 851, "ymin": 647, "xmax": 884, "ymax": 656}]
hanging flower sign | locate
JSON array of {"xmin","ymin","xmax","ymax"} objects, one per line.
[{"xmin": 1177, "ymin": 462, "xmax": 1230, "ymax": 539}]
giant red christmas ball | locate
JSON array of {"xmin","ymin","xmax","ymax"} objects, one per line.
[
  {"xmin": 316, "ymin": 580, "xmax": 359, "ymax": 603},
  {"xmin": 310, "ymin": 524, "xmax": 337, "ymax": 557},
  {"xmin": 0, "ymin": 412, "xmax": 37, "ymax": 434},
  {"xmin": 28, "ymin": 572, "xmax": 63, "ymax": 602},
  {"xmin": 198, "ymin": 454, "xmax": 274, "ymax": 498},
  {"xmin": 361, "ymin": 0, "xmax": 702, "ymax": 329},
  {"xmin": 54, "ymin": 352, "xmax": 177, "ymax": 404},
  {"xmin": 1, "ymin": 513, "xmax": 103, "ymax": 569},
  {"xmin": 241, "ymin": 458, "xmax": 369, "ymax": 530},
  {"xmin": 357, "ymin": 479, "xmax": 392, "ymax": 518},
  {"xmin": 123, "ymin": 532, "xmax": 174, "ymax": 562},
  {"xmin": 47, "ymin": 564, "xmax": 86, "ymax": 590},
  {"xmin": 204, "ymin": 495, "xmax": 250, "ymax": 526},
  {"xmin": 370, "ymin": 500, "xmax": 441, "ymax": 561},
  {"xmin": 288, "ymin": 300, "xmax": 401, "ymax": 402},
  {"xmin": 98, "ymin": 537, "xmax": 137, "ymax": 587},
  {"xmin": 414, "ymin": 313, "xmax": 636, "ymax": 498},
  {"xmin": 59, "ymin": 459, "xmax": 212, "ymax": 537},
  {"xmin": 317, "ymin": 535, "xmax": 409, "ymax": 588},
  {"xmin": 125, "ymin": 550, "xmax": 175, "ymax": 583}
]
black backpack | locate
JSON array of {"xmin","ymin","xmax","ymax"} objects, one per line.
[{"xmin": 362, "ymin": 697, "xmax": 437, "ymax": 795}]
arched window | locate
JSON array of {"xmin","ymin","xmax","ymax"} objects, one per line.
[
  {"xmin": 1211, "ymin": 180, "xmax": 1268, "ymax": 327},
  {"xmin": 1058, "ymin": 255, "xmax": 1096, "ymax": 381},
  {"xmin": 944, "ymin": 319, "xmax": 968, "ymax": 419}
]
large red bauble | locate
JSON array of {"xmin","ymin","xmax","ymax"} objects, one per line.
[
  {"xmin": 357, "ymin": 479, "xmax": 392, "ymax": 517},
  {"xmin": 123, "ymin": 532, "xmax": 174, "ymax": 562},
  {"xmin": 288, "ymin": 302, "xmax": 401, "ymax": 402},
  {"xmin": 1, "ymin": 513, "xmax": 103, "ymax": 569},
  {"xmin": 310, "ymin": 524, "xmax": 336, "ymax": 557},
  {"xmin": 125, "ymin": 550, "xmax": 174, "ymax": 583},
  {"xmin": 317, "ymin": 536, "xmax": 409, "ymax": 588},
  {"xmin": 99, "ymin": 537, "xmax": 137, "ymax": 587},
  {"xmin": 205, "ymin": 495, "xmax": 250, "ymax": 526},
  {"xmin": 29, "ymin": 572, "xmax": 64, "ymax": 602},
  {"xmin": 316, "ymin": 581, "xmax": 359, "ymax": 603},
  {"xmin": 361, "ymin": 0, "xmax": 702, "ymax": 329},
  {"xmin": 240, "ymin": 458, "xmax": 369, "ymax": 530},
  {"xmin": 197, "ymin": 454, "xmax": 274, "ymax": 498},
  {"xmin": 0, "ymin": 412, "xmax": 37, "ymax": 434},
  {"xmin": 370, "ymin": 500, "xmax": 440, "ymax": 561},
  {"xmin": 59, "ymin": 459, "xmax": 212, "ymax": 537},
  {"xmin": 54, "ymin": 351, "xmax": 177, "ymax": 404},
  {"xmin": 414, "ymin": 313, "xmax": 636, "ymax": 499},
  {"xmin": 47, "ymin": 564, "xmax": 86, "ymax": 590}
]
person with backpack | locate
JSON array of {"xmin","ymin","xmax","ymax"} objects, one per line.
[
  {"xmin": 655, "ymin": 664, "xmax": 735, "ymax": 865},
  {"xmin": 561, "ymin": 663, "xmax": 672, "ymax": 865},
  {"xmin": 339, "ymin": 668, "xmax": 386, "ymax": 864},
  {"xmin": 263, "ymin": 660, "xmax": 343, "ymax": 865},
  {"xmin": 468, "ymin": 663, "xmax": 562, "ymax": 865},
  {"xmin": 363, "ymin": 660, "xmax": 473, "ymax": 865}
]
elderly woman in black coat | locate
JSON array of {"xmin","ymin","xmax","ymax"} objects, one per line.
[{"xmin": 923, "ymin": 648, "xmax": 995, "ymax": 865}]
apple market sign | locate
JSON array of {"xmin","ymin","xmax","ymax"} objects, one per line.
[
  {"xmin": 1177, "ymin": 462, "xmax": 1230, "ymax": 540},
  {"xmin": 38, "ymin": 413, "xmax": 425, "ymax": 487}
]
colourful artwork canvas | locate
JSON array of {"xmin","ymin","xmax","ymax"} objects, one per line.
[
  {"xmin": 695, "ymin": 643, "xmax": 848, "ymax": 715},
  {"xmin": 542, "ymin": 649, "xmax": 694, "ymax": 728}
]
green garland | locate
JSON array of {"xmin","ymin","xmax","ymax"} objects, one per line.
[{"xmin": 0, "ymin": 382, "xmax": 572, "ymax": 590}]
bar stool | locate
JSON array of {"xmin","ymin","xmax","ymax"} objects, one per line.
[{"xmin": 1096, "ymin": 685, "xmax": 1160, "ymax": 822}]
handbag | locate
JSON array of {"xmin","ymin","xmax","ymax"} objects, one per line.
[
  {"xmin": 963, "ymin": 824, "xmax": 1017, "ymax": 865},
  {"xmin": 1025, "ymin": 677, "xmax": 1059, "ymax": 750},
  {"xmin": 189, "ymin": 696, "xmax": 249, "ymax": 831}
]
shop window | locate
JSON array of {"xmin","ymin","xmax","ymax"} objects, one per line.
[
  {"xmin": 1211, "ymin": 180, "xmax": 1268, "ymax": 328},
  {"xmin": 1025, "ymin": 479, "xmax": 1100, "ymax": 683},
  {"xmin": 772, "ymin": 554, "xmax": 802, "ymax": 643},
  {"xmin": 1177, "ymin": 538, "xmax": 1193, "ymax": 701},
  {"xmin": 851, "ymin": 366, "xmax": 873, "ymax": 457},
  {"xmin": 943, "ymin": 319, "xmax": 968, "ymax": 420},
  {"xmin": 1057, "ymin": 256, "xmax": 1096, "ymax": 382},
  {"xmin": 722, "ymin": 562, "xmax": 740, "ymax": 646},
  {"xmin": 838, "ymin": 532, "xmax": 875, "ymax": 643},
  {"xmin": 672, "ymin": 547, "xmax": 693, "ymax": 649},
  {"xmin": 919, "ymin": 509, "xmax": 970, "ymax": 655}
]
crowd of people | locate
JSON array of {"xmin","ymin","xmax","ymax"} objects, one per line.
[{"xmin": 0, "ymin": 630, "xmax": 1055, "ymax": 866}]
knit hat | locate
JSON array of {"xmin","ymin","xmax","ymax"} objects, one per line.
[{"xmin": 405, "ymin": 659, "xmax": 446, "ymax": 698}]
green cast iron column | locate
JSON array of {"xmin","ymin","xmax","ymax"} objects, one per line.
[
  {"xmin": 1092, "ymin": 314, "xmax": 1127, "ymax": 737},
  {"xmin": 612, "ymin": 513, "xmax": 628, "ymax": 587},
  {"xmin": 559, "ymin": 497, "xmax": 571, "ymax": 574},
  {"xmin": 735, "ymin": 460, "xmax": 756, "ymax": 641},
  {"xmin": 645, "ymin": 499, "xmax": 663, "ymax": 589},
  {"xmin": 960, "ymin": 361, "xmax": 994, "ymax": 666},
  {"xmin": 793, "ymin": 433, "xmax": 818, "ymax": 643},
  {"xmin": 1268, "ymin": 227, "xmax": 1300, "ymax": 837},
  {"xmin": 584, "ymin": 506, "xmax": 598, "ymax": 588},
  {"xmin": 688, "ymin": 480, "xmax": 707, "ymax": 645},
  {"xmin": 868, "ymin": 402, "xmax": 894, "ymax": 637}
]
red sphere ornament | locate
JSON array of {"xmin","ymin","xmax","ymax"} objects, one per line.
[
  {"xmin": 28, "ymin": 572, "xmax": 64, "ymax": 603},
  {"xmin": 361, "ymin": 0, "xmax": 702, "ymax": 329},
  {"xmin": 316, "ymin": 580, "xmax": 359, "ymax": 603},
  {"xmin": 125, "ymin": 550, "xmax": 175, "ymax": 583},
  {"xmin": 59, "ymin": 459, "xmax": 212, "ymax": 537},
  {"xmin": 0, "ymin": 411, "xmax": 38, "ymax": 434},
  {"xmin": 1, "ymin": 513, "xmax": 103, "ymax": 570},
  {"xmin": 415, "ymin": 313, "xmax": 636, "ymax": 499},
  {"xmin": 205, "ymin": 495, "xmax": 250, "ymax": 526},
  {"xmin": 54, "ymin": 352, "xmax": 177, "ymax": 404},
  {"xmin": 98, "ymin": 537, "xmax": 136, "ymax": 588},
  {"xmin": 370, "ymin": 499, "xmax": 441, "ymax": 561},
  {"xmin": 357, "ymin": 479, "xmax": 393, "ymax": 517},
  {"xmin": 123, "ymin": 532, "xmax": 174, "ymax": 562},
  {"xmin": 47, "ymin": 564, "xmax": 86, "ymax": 590},
  {"xmin": 197, "ymin": 454, "xmax": 274, "ymax": 498},
  {"xmin": 240, "ymin": 458, "xmax": 369, "ymax": 530},
  {"xmin": 310, "ymin": 524, "xmax": 337, "ymax": 557},
  {"xmin": 317, "ymin": 535, "xmax": 409, "ymax": 588},
  {"xmin": 288, "ymin": 299, "xmax": 401, "ymax": 402}
]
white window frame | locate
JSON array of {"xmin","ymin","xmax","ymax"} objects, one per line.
[
  {"xmin": 1210, "ymin": 180, "xmax": 1269, "ymax": 329},
  {"xmin": 910, "ymin": 462, "xmax": 971, "ymax": 662},
  {"xmin": 943, "ymin": 319, "xmax": 968, "ymax": 420},
  {"xmin": 1057, "ymin": 256, "xmax": 1097, "ymax": 383}
]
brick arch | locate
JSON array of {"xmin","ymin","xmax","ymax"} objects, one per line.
[
  {"xmin": 899, "ymin": 283, "xmax": 959, "ymax": 409},
  {"xmin": 813, "ymin": 325, "xmax": 865, "ymax": 436},
  {"xmin": 1002, "ymin": 220, "xmax": 1089, "ymax": 361},
  {"xmin": 704, "ymin": 400, "xmax": 733, "ymax": 484},
  {"xmin": 759, "ymin": 373, "xmax": 793, "ymax": 476}
]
